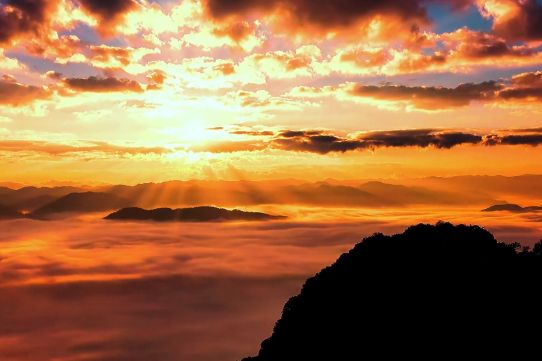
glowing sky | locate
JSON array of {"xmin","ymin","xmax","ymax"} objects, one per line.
[{"xmin": 1, "ymin": 0, "xmax": 542, "ymax": 184}]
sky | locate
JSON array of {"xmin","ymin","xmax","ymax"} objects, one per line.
[{"xmin": 1, "ymin": 0, "xmax": 542, "ymax": 184}]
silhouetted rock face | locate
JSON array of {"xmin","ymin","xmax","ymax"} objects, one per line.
[
  {"xmin": 105, "ymin": 206, "xmax": 286, "ymax": 222},
  {"xmin": 31, "ymin": 192, "xmax": 132, "ymax": 215},
  {"xmin": 241, "ymin": 223, "xmax": 542, "ymax": 361},
  {"xmin": 0, "ymin": 204, "xmax": 26, "ymax": 220}
]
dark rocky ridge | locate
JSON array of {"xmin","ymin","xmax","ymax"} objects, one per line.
[
  {"xmin": 105, "ymin": 206, "xmax": 287, "ymax": 222},
  {"xmin": 241, "ymin": 222, "xmax": 542, "ymax": 360}
]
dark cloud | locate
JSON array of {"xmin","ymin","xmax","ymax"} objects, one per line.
[
  {"xmin": 347, "ymin": 81, "xmax": 502, "ymax": 110},
  {"xmin": 498, "ymin": 87, "xmax": 542, "ymax": 101},
  {"xmin": 202, "ymin": 0, "xmax": 476, "ymax": 38},
  {"xmin": 292, "ymin": 71, "xmax": 542, "ymax": 109},
  {"xmin": 272, "ymin": 129, "xmax": 482, "ymax": 154},
  {"xmin": 358, "ymin": 129, "xmax": 483, "ymax": 149},
  {"xmin": 0, "ymin": 0, "xmax": 58, "ymax": 45},
  {"xmin": 498, "ymin": 134, "xmax": 542, "ymax": 147},
  {"xmin": 460, "ymin": 40, "xmax": 534, "ymax": 59},
  {"xmin": 279, "ymin": 130, "xmax": 323, "ymax": 138},
  {"xmin": 488, "ymin": 0, "xmax": 542, "ymax": 42},
  {"xmin": 203, "ymin": 0, "xmax": 429, "ymax": 37},
  {"xmin": 60, "ymin": 76, "xmax": 145, "ymax": 93},
  {"xmin": 76, "ymin": 0, "xmax": 139, "ymax": 36}
]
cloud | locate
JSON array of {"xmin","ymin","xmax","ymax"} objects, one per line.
[
  {"xmin": 0, "ymin": 76, "xmax": 52, "ymax": 106},
  {"xmin": 89, "ymin": 45, "xmax": 160, "ymax": 70},
  {"xmin": 59, "ymin": 76, "xmax": 145, "ymax": 93},
  {"xmin": 230, "ymin": 130, "xmax": 275, "ymax": 136},
  {"xmin": 271, "ymin": 129, "xmax": 483, "ymax": 154},
  {"xmin": 499, "ymin": 127, "xmax": 542, "ymax": 134},
  {"xmin": 200, "ymin": 0, "xmax": 453, "ymax": 40},
  {"xmin": 0, "ymin": 218, "xmax": 412, "ymax": 360},
  {"xmin": 44, "ymin": 70, "xmax": 63, "ymax": 80},
  {"xmin": 289, "ymin": 71, "xmax": 542, "ymax": 110},
  {"xmin": 289, "ymin": 80, "xmax": 503, "ymax": 110},
  {"xmin": 182, "ymin": 125, "xmax": 542, "ymax": 155},
  {"xmin": 0, "ymin": 0, "xmax": 59, "ymax": 45},
  {"xmin": 25, "ymin": 34, "xmax": 83, "ymax": 62},
  {"xmin": 496, "ymin": 134, "xmax": 542, "ymax": 147},
  {"xmin": 189, "ymin": 140, "xmax": 268, "ymax": 153},
  {"xmin": 0, "ymin": 212, "xmax": 540, "ymax": 360},
  {"xmin": 0, "ymin": 140, "xmax": 172, "ymax": 157},
  {"xmin": 0, "ymin": 48, "xmax": 25, "ymax": 70},
  {"xmin": 478, "ymin": 0, "xmax": 542, "ymax": 41},
  {"xmin": 322, "ymin": 29, "xmax": 542, "ymax": 76},
  {"xmin": 76, "ymin": 0, "xmax": 140, "ymax": 37},
  {"xmin": 240, "ymin": 46, "xmax": 322, "ymax": 79},
  {"xmin": 346, "ymin": 81, "xmax": 501, "ymax": 110},
  {"xmin": 73, "ymin": 109, "xmax": 113, "ymax": 121},
  {"xmin": 511, "ymin": 71, "xmax": 542, "ymax": 87}
]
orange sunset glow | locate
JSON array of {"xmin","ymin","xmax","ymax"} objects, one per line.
[{"xmin": 1, "ymin": 1, "xmax": 542, "ymax": 360}]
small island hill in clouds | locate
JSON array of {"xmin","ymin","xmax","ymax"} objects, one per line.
[{"xmin": 2, "ymin": 0, "xmax": 542, "ymax": 360}]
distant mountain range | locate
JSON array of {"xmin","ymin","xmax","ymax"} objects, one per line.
[
  {"xmin": 31, "ymin": 192, "xmax": 132, "ymax": 216},
  {"xmin": 0, "ymin": 204, "xmax": 26, "ymax": 220},
  {"xmin": 482, "ymin": 204, "xmax": 542, "ymax": 213},
  {"xmin": 104, "ymin": 206, "xmax": 286, "ymax": 222},
  {"xmin": 3, "ymin": 175, "xmax": 542, "ymax": 218},
  {"xmin": 241, "ymin": 223, "xmax": 542, "ymax": 360}
]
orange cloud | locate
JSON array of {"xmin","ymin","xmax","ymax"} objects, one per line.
[
  {"xmin": 89, "ymin": 45, "xmax": 159, "ymax": 70},
  {"xmin": 0, "ymin": 140, "xmax": 172, "ymax": 157},
  {"xmin": 511, "ymin": 71, "xmax": 542, "ymax": 87},
  {"xmin": 0, "ymin": 76, "xmax": 52, "ymax": 106},
  {"xmin": 289, "ymin": 71, "xmax": 542, "ymax": 110},
  {"xmin": 478, "ymin": 0, "xmax": 542, "ymax": 42}
]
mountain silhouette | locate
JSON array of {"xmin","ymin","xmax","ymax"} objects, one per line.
[
  {"xmin": 104, "ymin": 206, "xmax": 286, "ymax": 222},
  {"xmin": 0, "ymin": 186, "xmax": 84, "ymax": 211},
  {"xmin": 482, "ymin": 204, "xmax": 542, "ymax": 212},
  {"xmin": 0, "ymin": 204, "xmax": 26, "ymax": 220},
  {"xmin": 31, "ymin": 192, "xmax": 132, "ymax": 216},
  {"xmin": 241, "ymin": 222, "xmax": 542, "ymax": 361}
]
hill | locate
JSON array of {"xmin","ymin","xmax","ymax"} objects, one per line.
[
  {"xmin": 0, "ymin": 204, "xmax": 26, "ymax": 220},
  {"xmin": 482, "ymin": 204, "xmax": 542, "ymax": 212},
  {"xmin": 104, "ymin": 206, "xmax": 286, "ymax": 222},
  {"xmin": 0, "ymin": 186, "xmax": 84, "ymax": 211},
  {"xmin": 357, "ymin": 181, "xmax": 491, "ymax": 205},
  {"xmin": 31, "ymin": 192, "xmax": 132, "ymax": 216},
  {"xmin": 241, "ymin": 222, "xmax": 542, "ymax": 360}
]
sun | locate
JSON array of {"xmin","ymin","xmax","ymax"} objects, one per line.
[
  {"xmin": 159, "ymin": 121, "xmax": 212, "ymax": 142},
  {"xmin": 183, "ymin": 121, "xmax": 210, "ymax": 142}
]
